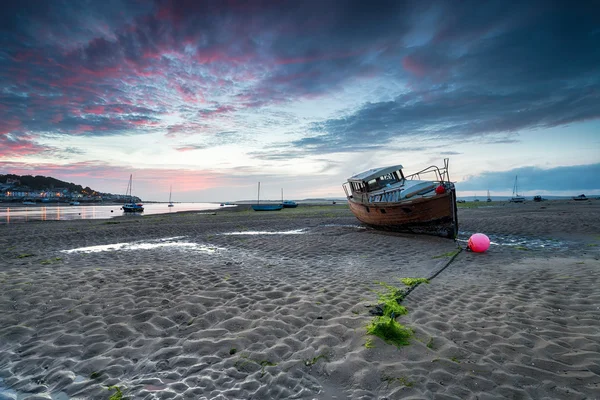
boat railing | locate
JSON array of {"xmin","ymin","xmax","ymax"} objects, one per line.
[{"xmin": 405, "ymin": 158, "xmax": 450, "ymax": 182}]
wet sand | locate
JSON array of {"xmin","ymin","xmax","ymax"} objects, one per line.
[{"xmin": 0, "ymin": 200, "xmax": 599, "ymax": 399}]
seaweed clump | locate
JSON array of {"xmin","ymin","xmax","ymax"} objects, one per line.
[
  {"xmin": 367, "ymin": 316, "xmax": 412, "ymax": 347},
  {"xmin": 366, "ymin": 282, "xmax": 413, "ymax": 347}
]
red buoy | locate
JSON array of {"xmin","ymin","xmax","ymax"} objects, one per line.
[{"xmin": 435, "ymin": 185, "xmax": 446, "ymax": 194}]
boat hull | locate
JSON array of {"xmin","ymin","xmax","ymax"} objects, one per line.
[
  {"xmin": 282, "ymin": 201, "xmax": 298, "ymax": 208},
  {"xmin": 347, "ymin": 190, "xmax": 458, "ymax": 238},
  {"xmin": 251, "ymin": 204, "xmax": 283, "ymax": 211},
  {"xmin": 122, "ymin": 204, "xmax": 144, "ymax": 212}
]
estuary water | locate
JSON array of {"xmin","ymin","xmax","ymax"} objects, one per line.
[{"xmin": 0, "ymin": 202, "xmax": 234, "ymax": 224}]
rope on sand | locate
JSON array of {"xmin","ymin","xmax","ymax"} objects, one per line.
[
  {"xmin": 368, "ymin": 245, "xmax": 464, "ymax": 315},
  {"xmin": 403, "ymin": 245, "xmax": 463, "ymax": 299}
]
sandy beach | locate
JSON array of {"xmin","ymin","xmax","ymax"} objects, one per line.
[{"xmin": 0, "ymin": 200, "xmax": 599, "ymax": 399}]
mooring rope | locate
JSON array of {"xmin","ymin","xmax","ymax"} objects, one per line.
[{"xmin": 403, "ymin": 245, "xmax": 464, "ymax": 298}]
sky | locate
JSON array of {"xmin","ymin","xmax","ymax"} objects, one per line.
[{"xmin": 1, "ymin": 0, "xmax": 599, "ymax": 202}]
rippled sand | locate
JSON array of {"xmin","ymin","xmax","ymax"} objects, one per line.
[{"xmin": 0, "ymin": 201, "xmax": 599, "ymax": 399}]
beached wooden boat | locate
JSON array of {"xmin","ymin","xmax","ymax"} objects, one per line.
[
  {"xmin": 572, "ymin": 194, "xmax": 587, "ymax": 201},
  {"xmin": 342, "ymin": 159, "xmax": 458, "ymax": 238}
]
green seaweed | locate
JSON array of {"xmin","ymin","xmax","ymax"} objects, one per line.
[
  {"xmin": 426, "ymin": 337, "xmax": 434, "ymax": 349},
  {"xmin": 366, "ymin": 316, "xmax": 412, "ymax": 347},
  {"xmin": 450, "ymin": 356, "xmax": 461, "ymax": 363},
  {"xmin": 364, "ymin": 338, "xmax": 375, "ymax": 348},
  {"xmin": 373, "ymin": 282, "xmax": 408, "ymax": 316},
  {"xmin": 400, "ymin": 277, "xmax": 430, "ymax": 286},
  {"xmin": 381, "ymin": 375, "xmax": 414, "ymax": 388},
  {"xmin": 259, "ymin": 360, "xmax": 277, "ymax": 376},
  {"xmin": 90, "ymin": 371, "xmax": 102, "ymax": 379},
  {"xmin": 17, "ymin": 253, "xmax": 34, "ymax": 258},
  {"xmin": 234, "ymin": 354, "xmax": 277, "ymax": 377},
  {"xmin": 104, "ymin": 221, "xmax": 120, "ymax": 225},
  {"xmin": 515, "ymin": 246, "xmax": 529, "ymax": 251},
  {"xmin": 229, "ymin": 348, "xmax": 237, "ymax": 355},
  {"xmin": 107, "ymin": 385, "xmax": 124, "ymax": 400},
  {"xmin": 304, "ymin": 352, "xmax": 330, "ymax": 366}
]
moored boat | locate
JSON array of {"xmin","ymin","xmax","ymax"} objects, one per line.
[
  {"xmin": 252, "ymin": 204, "xmax": 283, "ymax": 211},
  {"xmin": 122, "ymin": 174, "xmax": 144, "ymax": 213},
  {"xmin": 572, "ymin": 194, "xmax": 587, "ymax": 201},
  {"xmin": 342, "ymin": 158, "xmax": 458, "ymax": 239},
  {"xmin": 509, "ymin": 176, "xmax": 525, "ymax": 203},
  {"xmin": 251, "ymin": 182, "xmax": 283, "ymax": 211},
  {"xmin": 282, "ymin": 200, "xmax": 298, "ymax": 208}
]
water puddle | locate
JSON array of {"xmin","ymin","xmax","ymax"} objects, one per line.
[
  {"xmin": 458, "ymin": 231, "xmax": 574, "ymax": 250},
  {"xmin": 320, "ymin": 224, "xmax": 366, "ymax": 230},
  {"xmin": 62, "ymin": 237, "xmax": 224, "ymax": 254},
  {"xmin": 222, "ymin": 229, "xmax": 308, "ymax": 235}
]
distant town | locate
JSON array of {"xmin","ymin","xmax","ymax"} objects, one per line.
[{"xmin": 0, "ymin": 175, "xmax": 141, "ymax": 204}]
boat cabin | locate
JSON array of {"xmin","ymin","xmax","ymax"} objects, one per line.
[
  {"xmin": 345, "ymin": 164, "xmax": 444, "ymax": 205},
  {"xmin": 347, "ymin": 165, "xmax": 405, "ymax": 194}
]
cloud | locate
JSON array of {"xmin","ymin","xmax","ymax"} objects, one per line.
[
  {"xmin": 457, "ymin": 163, "xmax": 600, "ymax": 192},
  {"xmin": 1, "ymin": 0, "xmax": 598, "ymax": 161}
]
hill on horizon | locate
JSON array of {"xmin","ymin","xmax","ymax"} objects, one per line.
[{"xmin": 0, "ymin": 174, "xmax": 100, "ymax": 195}]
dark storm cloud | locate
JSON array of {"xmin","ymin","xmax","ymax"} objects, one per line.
[
  {"xmin": 458, "ymin": 164, "xmax": 600, "ymax": 192},
  {"xmin": 296, "ymin": 0, "xmax": 600, "ymax": 154},
  {"xmin": 1, "ymin": 0, "xmax": 599, "ymax": 158}
]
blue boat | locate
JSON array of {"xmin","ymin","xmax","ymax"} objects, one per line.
[
  {"xmin": 282, "ymin": 200, "xmax": 298, "ymax": 208},
  {"xmin": 251, "ymin": 182, "xmax": 283, "ymax": 211},
  {"xmin": 122, "ymin": 174, "xmax": 144, "ymax": 213},
  {"xmin": 252, "ymin": 204, "xmax": 283, "ymax": 211}
]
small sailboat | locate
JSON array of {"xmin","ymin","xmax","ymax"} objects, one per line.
[
  {"xmin": 168, "ymin": 185, "xmax": 174, "ymax": 207},
  {"xmin": 122, "ymin": 174, "xmax": 144, "ymax": 212},
  {"xmin": 509, "ymin": 176, "xmax": 525, "ymax": 203},
  {"xmin": 486, "ymin": 190, "xmax": 492, "ymax": 202},
  {"xmin": 281, "ymin": 188, "xmax": 298, "ymax": 208},
  {"xmin": 251, "ymin": 182, "xmax": 283, "ymax": 211}
]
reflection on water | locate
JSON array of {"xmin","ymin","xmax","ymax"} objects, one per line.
[
  {"xmin": 222, "ymin": 229, "xmax": 308, "ymax": 235},
  {"xmin": 62, "ymin": 237, "xmax": 224, "ymax": 254},
  {"xmin": 0, "ymin": 203, "xmax": 234, "ymax": 224}
]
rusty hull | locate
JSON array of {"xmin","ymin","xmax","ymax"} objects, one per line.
[{"xmin": 347, "ymin": 189, "xmax": 458, "ymax": 238}]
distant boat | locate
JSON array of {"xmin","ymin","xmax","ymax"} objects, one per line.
[
  {"xmin": 281, "ymin": 189, "xmax": 298, "ymax": 208},
  {"xmin": 122, "ymin": 174, "xmax": 144, "ymax": 213},
  {"xmin": 69, "ymin": 201, "xmax": 80, "ymax": 206},
  {"xmin": 486, "ymin": 190, "xmax": 492, "ymax": 202},
  {"xmin": 251, "ymin": 182, "xmax": 283, "ymax": 211},
  {"xmin": 168, "ymin": 185, "xmax": 174, "ymax": 207},
  {"xmin": 342, "ymin": 158, "xmax": 458, "ymax": 239},
  {"xmin": 572, "ymin": 194, "xmax": 587, "ymax": 201},
  {"xmin": 22, "ymin": 199, "xmax": 36, "ymax": 205},
  {"xmin": 509, "ymin": 176, "xmax": 525, "ymax": 203}
]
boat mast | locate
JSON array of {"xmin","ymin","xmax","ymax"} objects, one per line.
[
  {"xmin": 257, "ymin": 182, "xmax": 260, "ymax": 205},
  {"xmin": 169, "ymin": 185, "xmax": 172, "ymax": 203},
  {"xmin": 129, "ymin": 174, "xmax": 133, "ymax": 203}
]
